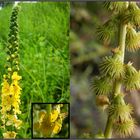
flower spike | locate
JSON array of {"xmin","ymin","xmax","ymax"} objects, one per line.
[{"xmin": 1, "ymin": 5, "xmax": 22, "ymax": 139}]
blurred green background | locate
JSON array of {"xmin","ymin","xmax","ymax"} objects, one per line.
[
  {"xmin": 70, "ymin": 2, "xmax": 140, "ymax": 138},
  {"xmin": 0, "ymin": 2, "xmax": 69, "ymax": 138}
]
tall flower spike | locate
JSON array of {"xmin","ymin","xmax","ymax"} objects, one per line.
[
  {"xmin": 92, "ymin": 76, "xmax": 112, "ymax": 95},
  {"xmin": 126, "ymin": 25, "xmax": 140, "ymax": 52},
  {"xmin": 99, "ymin": 55, "xmax": 124, "ymax": 79},
  {"xmin": 1, "ymin": 5, "xmax": 22, "ymax": 139}
]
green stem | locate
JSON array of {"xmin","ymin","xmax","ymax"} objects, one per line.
[
  {"xmin": 104, "ymin": 23, "xmax": 127, "ymax": 138},
  {"xmin": 118, "ymin": 24, "xmax": 127, "ymax": 62},
  {"xmin": 46, "ymin": 104, "xmax": 52, "ymax": 114},
  {"xmin": 104, "ymin": 116, "xmax": 113, "ymax": 138}
]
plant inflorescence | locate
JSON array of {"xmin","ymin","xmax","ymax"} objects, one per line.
[
  {"xmin": 0, "ymin": 5, "xmax": 22, "ymax": 138},
  {"xmin": 93, "ymin": 2, "xmax": 140, "ymax": 138},
  {"xmin": 33, "ymin": 104, "xmax": 68, "ymax": 138}
]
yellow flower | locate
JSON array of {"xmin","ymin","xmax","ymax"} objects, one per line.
[
  {"xmin": 13, "ymin": 103, "xmax": 21, "ymax": 114},
  {"xmin": 1, "ymin": 115, "xmax": 6, "ymax": 124},
  {"xmin": 12, "ymin": 72, "xmax": 22, "ymax": 81},
  {"xmin": 14, "ymin": 119, "xmax": 22, "ymax": 129},
  {"xmin": 52, "ymin": 121, "xmax": 62, "ymax": 134},
  {"xmin": 37, "ymin": 111, "xmax": 55, "ymax": 137},
  {"xmin": 54, "ymin": 104, "xmax": 63, "ymax": 113},
  {"xmin": 10, "ymin": 82, "xmax": 21, "ymax": 97},
  {"xmin": 34, "ymin": 105, "xmax": 67, "ymax": 137},
  {"xmin": 6, "ymin": 115, "xmax": 22, "ymax": 129},
  {"xmin": 39, "ymin": 114, "xmax": 53, "ymax": 137},
  {"xmin": 50, "ymin": 110, "xmax": 59, "ymax": 123},
  {"xmin": 38, "ymin": 110, "xmax": 46, "ymax": 123},
  {"xmin": 2, "ymin": 79, "xmax": 10, "ymax": 95},
  {"xmin": 1, "ymin": 96, "xmax": 13, "ymax": 111},
  {"xmin": 3, "ymin": 131, "xmax": 17, "ymax": 138}
]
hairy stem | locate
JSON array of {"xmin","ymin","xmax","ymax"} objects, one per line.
[{"xmin": 104, "ymin": 23, "xmax": 127, "ymax": 138}]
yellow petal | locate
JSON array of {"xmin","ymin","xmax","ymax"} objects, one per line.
[
  {"xmin": 50, "ymin": 110, "xmax": 59, "ymax": 123},
  {"xmin": 3, "ymin": 131, "xmax": 17, "ymax": 138},
  {"xmin": 12, "ymin": 72, "xmax": 22, "ymax": 81},
  {"xmin": 14, "ymin": 119, "xmax": 22, "ymax": 129},
  {"xmin": 52, "ymin": 121, "xmax": 62, "ymax": 134}
]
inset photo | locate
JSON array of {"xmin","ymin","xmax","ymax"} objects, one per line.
[{"xmin": 31, "ymin": 103, "xmax": 70, "ymax": 139}]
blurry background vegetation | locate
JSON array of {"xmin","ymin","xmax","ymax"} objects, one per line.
[
  {"xmin": 0, "ymin": 2, "xmax": 69, "ymax": 138},
  {"xmin": 33, "ymin": 103, "xmax": 69, "ymax": 138},
  {"xmin": 70, "ymin": 2, "xmax": 140, "ymax": 138}
]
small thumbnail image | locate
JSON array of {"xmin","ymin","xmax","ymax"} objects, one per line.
[{"xmin": 32, "ymin": 103, "xmax": 70, "ymax": 139}]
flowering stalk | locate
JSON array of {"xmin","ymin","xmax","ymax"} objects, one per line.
[
  {"xmin": 104, "ymin": 23, "xmax": 127, "ymax": 138},
  {"xmin": 1, "ymin": 5, "xmax": 22, "ymax": 138},
  {"xmin": 94, "ymin": 2, "xmax": 140, "ymax": 138}
]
